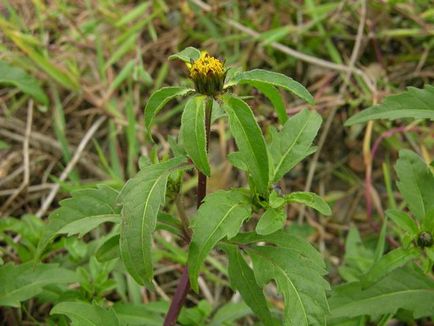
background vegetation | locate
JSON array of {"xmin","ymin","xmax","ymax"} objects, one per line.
[{"xmin": 0, "ymin": 0, "xmax": 433, "ymax": 325}]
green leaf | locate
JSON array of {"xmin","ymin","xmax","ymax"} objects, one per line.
[
  {"xmin": 96, "ymin": 234, "xmax": 120, "ymax": 262},
  {"xmin": 0, "ymin": 263, "xmax": 77, "ymax": 307},
  {"xmin": 229, "ymin": 231, "xmax": 328, "ymax": 324},
  {"xmin": 188, "ymin": 190, "xmax": 251, "ymax": 292},
  {"xmin": 225, "ymin": 245, "xmax": 274, "ymax": 326},
  {"xmin": 286, "ymin": 192, "xmax": 332, "ymax": 216},
  {"xmin": 256, "ymin": 206, "xmax": 286, "ymax": 235},
  {"xmin": 329, "ymin": 266, "xmax": 434, "ymax": 319},
  {"xmin": 113, "ymin": 303, "xmax": 164, "ymax": 326},
  {"xmin": 208, "ymin": 302, "xmax": 252, "ymax": 326},
  {"xmin": 250, "ymin": 81, "xmax": 287, "ymax": 124},
  {"xmin": 180, "ymin": 95, "xmax": 210, "ymax": 176},
  {"xmin": 395, "ymin": 150, "xmax": 434, "ymax": 220},
  {"xmin": 362, "ymin": 247, "xmax": 420, "ymax": 288},
  {"xmin": 230, "ymin": 69, "xmax": 314, "ymax": 104},
  {"xmin": 345, "ymin": 85, "xmax": 434, "ymax": 125},
  {"xmin": 231, "ymin": 231, "xmax": 325, "ymax": 269},
  {"xmin": 51, "ymin": 302, "xmax": 120, "ymax": 326},
  {"xmin": 246, "ymin": 236, "xmax": 329, "ymax": 325},
  {"xmin": 222, "ymin": 94, "xmax": 270, "ymax": 195},
  {"xmin": 386, "ymin": 209, "xmax": 418, "ymax": 235},
  {"xmin": 119, "ymin": 157, "xmax": 187, "ymax": 287},
  {"xmin": 0, "ymin": 61, "xmax": 48, "ymax": 104},
  {"xmin": 168, "ymin": 47, "xmax": 201, "ymax": 63},
  {"xmin": 270, "ymin": 109, "xmax": 321, "ymax": 181},
  {"xmin": 144, "ymin": 86, "xmax": 193, "ymax": 135},
  {"xmin": 58, "ymin": 215, "xmax": 121, "ymax": 238},
  {"xmin": 36, "ymin": 185, "xmax": 121, "ymax": 260}
]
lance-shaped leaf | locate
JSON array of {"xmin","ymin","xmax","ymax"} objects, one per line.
[
  {"xmin": 285, "ymin": 192, "xmax": 332, "ymax": 216},
  {"xmin": 256, "ymin": 206, "xmax": 286, "ymax": 235},
  {"xmin": 180, "ymin": 95, "xmax": 210, "ymax": 176},
  {"xmin": 119, "ymin": 157, "xmax": 187, "ymax": 287},
  {"xmin": 51, "ymin": 302, "xmax": 120, "ymax": 326},
  {"xmin": 247, "ymin": 244, "xmax": 329, "ymax": 325},
  {"xmin": 270, "ymin": 109, "xmax": 321, "ymax": 182},
  {"xmin": 395, "ymin": 150, "xmax": 434, "ymax": 220},
  {"xmin": 250, "ymin": 81, "xmax": 287, "ymax": 124},
  {"xmin": 144, "ymin": 86, "xmax": 193, "ymax": 135},
  {"xmin": 36, "ymin": 185, "xmax": 121, "ymax": 260},
  {"xmin": 225, "ymin": 245, "xmax": 274, "ymax": 326},
  {"xmin": 188, "ymin": 190, "xmax": 251, "ymax": 292},
  {"xmin": 345, "ymin": 85, "xmax": 434, "ymax": 125},
  {"xmin": 222, "ymin": 94, "xmax": 270, "ymax": 195},
  {"xmin": 0, "ymin": 61, "xmax": 48, "ymax": 104},
  {"xmin": 229, "ymin": 69, "xmax": 314, "ymax": 104},
  {"xmin": 361, "ymin": 247, "xmax": 419, "ymax": 288},
  {"xmin": 329, "ymin": 266, "xmax": 434, "ymax": 319},
  {"xmin": 169, "ymin": 47, "xmax": 201, "ymax": 63},
  {"xmin": 0, "ymin": 263, "xmax": 77, "ymax": 307},
  {"xmin": 386, "ymin": 209, "xmax": 418, "ymax": 235},
  {"xmin": 229, "ymin": 231, "xmax": 329, "ymax": 325}
]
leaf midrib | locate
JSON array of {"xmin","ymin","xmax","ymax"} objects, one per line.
[
  {"xmin": 228, "ymin": 103, "xmax": 267, "ymax": 191},
  {"xmin": 332, "ymin": 288, "xmax": 434, "ymax": 316},
  {"xmin": 274, "ymin": 117, "xmax": 310, "ymax": 180},
  {"xmin": 193, "ymin": 202, "xmax": 244, "ymax": 275},
  {"xmin": 252, "ymin": 249, "xmax": 308, "ymax": 325}
]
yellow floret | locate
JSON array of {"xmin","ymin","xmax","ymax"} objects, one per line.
[
  {"xmin": 187, "ymin": 51, "xmax": 226, "ymax": 96},
  {"xmin": 189, "ymin": 51, "xmax": 225, "ymax": 79}
]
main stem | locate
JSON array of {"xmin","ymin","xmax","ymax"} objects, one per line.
[{"xmin": 163, "ymin": 97, "xmax": 213, "ymax": 326}]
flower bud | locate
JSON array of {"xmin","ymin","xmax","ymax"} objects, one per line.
[{"xmin": 417, "ymin": 231, "xmax": 433, "ymax": 248}]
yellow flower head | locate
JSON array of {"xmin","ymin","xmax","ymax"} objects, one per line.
[{"xmin": 187, "ymin": 51, "xmax": 226, "ymax": 96}]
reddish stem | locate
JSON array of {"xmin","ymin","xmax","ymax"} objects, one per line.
[{"xmin": 163, "ymin": 97, "xmax": 213, "ymax": 326}]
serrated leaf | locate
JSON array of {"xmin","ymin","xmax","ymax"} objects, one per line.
[
  {"xmin": 395, "ymin": 150, "xmax": 434, "ymax": 220},
  {"xmin": 119, "ymin": 157, "xmax": 187, "ymax": 287},
  {"xmin": 229, "ymin": 231, "xmax": 329, "ymax": 324},
  {"xmin": 270, "ymin": 109, "xmax": 321, "ymax": 181},
  {"xmin": 248, "ymin": 244, "xmax": 329, "ymax": 325},
  {"xmin": 230, "ymin": 69, "xmax": 314, "ymax": 104},
  {"xmin": 250, "ymin": 81, "xmax": 287, "ymax": 124},
  {"xmin": 169, "ymin": 47, "xmax": 201, "ymax": 63},
  {"xmin": 386, "ymin": 209, "xmax": 418, "ymax": 235},
  {"xmin": 188, "ymin": 190, "xmax": 251, "ymax": 292},
  {"xmin": 345, "ymin": 85, "xmax": 434, "ymax": 125},
  {"xmin": 180, "ymin": 95, "xmax": 210, "ymax": 176},
  {"xmin": 0, "ymin": 60, "xmax": 48, "ymax": 104},
  {"xmin": 225, "ymin": 245, "xmax": 274, "ymax": 326},
  {"xmin": 231, "ymin": 231, "xmax": 325, "ymax": 270},
  {"xmin": 144, "ymin": 86, "xmax": 193, "ymax": 135},
  {"xmin": 51, "ymin": 302, "xmax": 120, "ymax": 326},
  {"xmin": 222, "ymin": 94, "xmax": 270, "ymax": 195},
  {"xmin": 256, "ymin": 206, "xmax": 286, "ymax": 235},
  {"xmin": 329, "ymin": 266, "xmax": 434, "ymax": 319},
  {"xmin": 286, "ymin": 191, "xmax": 331, "ymax": 216},
  {"xmin": 36, "ymin": 185, "xmax": 121, "ymax": 260},
  {"xmin": 0, "ymin": 263, "xmax": 77, "ymax": 307},
  {"xmin": 58, "ymin": 215, "xmax": 121, "ymax": 238},
  {"xmin": 362, "ymin": 247, "xmax": 420, "ymax": 288}
]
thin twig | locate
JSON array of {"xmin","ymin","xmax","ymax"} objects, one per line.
[{"xmin": 36, "ymin": 116, "xmax": 107, "ymax": 217}]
